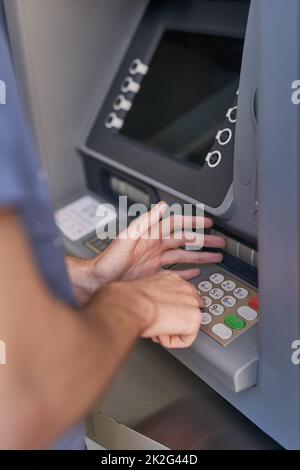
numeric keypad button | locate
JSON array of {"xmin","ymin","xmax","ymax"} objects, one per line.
[
  {"xmin": 201, "ymin": 312, "xmax": 213, "ymax": 325},
  {"xmin": 209, "ymin": 304, "xmax": 225, "ymax": 316},
  {"xmin": 202, "ymin": 296, "xmax": 212, "ymax": 308},
  {"xmin": 209, "ymin": 273, "xmax": 225, "ymax": 285},
  {"xmin": 198, "ymin": 281, "xmax": 213, "ymax": 293},
  {"xmin": 222, "ymin": 280, "xmax": 236, "ymax": 292},
  {"xmin": 209, "ymin": 288, "xmax": 224, "ymax": 300},
  {"xmin": 233, "ymin": 287, "xmax": 249, "ymax": 299},
  {"xmin": 212, "ymin": 323, "xmax": 233, "ymax": 340},
  {"xmin": 237, "ymin": 306, "xmax": 257, "ymax": 321},
  {"xmin": 221, "ymin": 296, "xmax": 237, "ymax": 308}
]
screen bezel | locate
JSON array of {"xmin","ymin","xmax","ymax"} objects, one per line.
[
  {"xmin": 119, "ymin": 30, "xmax": 244, "ymax": 170},
  {"xmin": 81, "ymin": 0, "xmax": 250, "ymax": 214}
]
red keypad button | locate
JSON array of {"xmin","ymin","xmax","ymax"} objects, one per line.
[{"xmin": 249, "ymin": 295, "xmax": 259, "ymax": 312}]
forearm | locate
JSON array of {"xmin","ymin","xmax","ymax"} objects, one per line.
[
  {"xmin": 0, "ymin": 211, "xmax": 147, "ymax": 449},
  {"xmin": 0, "ymin": 290, "xmax": 143, "ymax": 449},
  {"xmin": 66, "ymin": 256, "xmax": 98, "ymax": 305}
]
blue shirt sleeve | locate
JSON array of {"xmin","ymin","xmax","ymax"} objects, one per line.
[{"xmin": 0, "ymin": 2, "xmax": 29, "ymax": 208}]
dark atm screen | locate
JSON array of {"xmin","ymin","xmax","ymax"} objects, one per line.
[{"xmin": 121, "ymin": 31, "xmax": 244, "ymax": 167}]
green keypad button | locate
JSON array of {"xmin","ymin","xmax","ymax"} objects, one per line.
[{"xmin": 224, "ymin": 315, "xmax": 246, "ymax": 331}]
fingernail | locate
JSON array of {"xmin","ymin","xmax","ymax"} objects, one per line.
[
  {"xmin": 184, "ymin": 235, "xmax": 197, "ymax": 242},
  {"xmin": 157, "ymin": 201, "xmax": 168, "ymax": 217},
  {"xmin": 157, "ymin": 201, "xmax": 167, "ymax": 209}
]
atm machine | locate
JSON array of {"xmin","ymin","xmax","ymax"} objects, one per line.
[{"xmin": 5, "ymin": 0, "xmax": 300, "ymax": 449}]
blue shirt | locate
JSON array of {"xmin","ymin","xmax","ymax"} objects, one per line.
[{"xmin": 0, "ymin": 2, "xmax": 85, "ymax": 450}]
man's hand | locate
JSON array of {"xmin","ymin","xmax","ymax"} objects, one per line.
[
  {"xmin": 88, "ymin": 270, "xmax": 204, "ymax": 349},
  {"xmin": 67, "ymin": 202, "xmax": 225, "ymax": 304},
  {"xmin": 0, "ymin": 210, "xmax": 203, "ymax": 449}
]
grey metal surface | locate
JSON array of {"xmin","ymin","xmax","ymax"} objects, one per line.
[
  {"xmin": 230, "ymin": 0, "xmax": 259, "ymax": 241},
  {"xmin": 80, "ymin": 144, "xmax": 235, "ymax": 219},
  {"xmin": 258, "ymin": 0, "xmax": 300, "ymax": 446},
  {"xmin": 96, "ymin": 340, "xmax": 280, "ymax": 450}
]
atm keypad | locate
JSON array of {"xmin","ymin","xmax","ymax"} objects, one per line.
[{"xmin": 197, "ymin": 268, "xmax": 258, "ymax": 347}]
